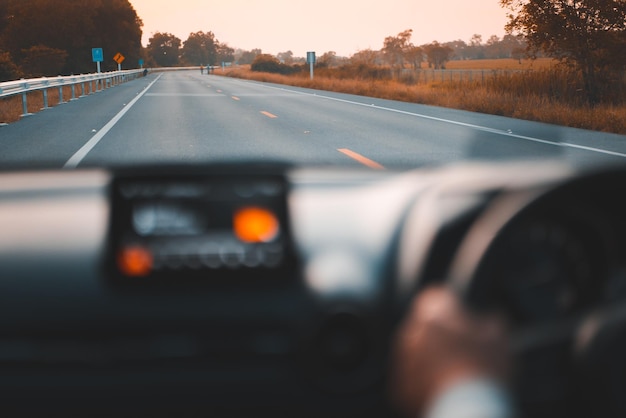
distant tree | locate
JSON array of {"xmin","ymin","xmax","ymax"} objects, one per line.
[
  {"xmin": 485, "ymin": 35, "xmax": 504, "ymax": 59},
  {"xmin": 181, "ymin": 31, "xmax": 217, "ymax": 66},
  {"xmin": 445, "ymin": 39, "xmax": 469, "ymax": 60},
  {"xmin": 405, "ymin": 46, "xmax": 423, "ymax": 70},
  {"xmin": 500, "ymin": 34, "xmax": 527, "ymax": 61},
  {"xmin": 468, "ymin": 33, "xmax": 485, "ymax": 59},
  {"xmin": 236, "ymin": 48, "xmax": 262, "ymax": 65},
  {"xmin": 382, "ymin": 29, "xmax": 414, "ymax": 69},
  {"xmin": 423, "ymin": 42, "xmax": 454, "ymax": 69},
  {"xmin": 350, "ymin": 49, "xmax": 381, "ymax": 66},
  {"xmin": 216, "ymin": 42, "xmax": 235, "ymax": 64},
  {"xmin": 501, "ymin": 0, "xmax": 626, "ymax": 103},
  {"xmin": 317, "ymin": 51, "xmax": 337, "ymax": 68},
  {"xmin": 277, "ymin": 50, "xmax": 294, "ymax": 64},
  {"xmin": 147, "ymin": 32, "xmax": 181, "ymax": 67}
]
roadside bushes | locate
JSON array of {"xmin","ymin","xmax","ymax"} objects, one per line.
[{"xmin": 251, "ymin": 54, "xmax": 301, "ymax": 75}]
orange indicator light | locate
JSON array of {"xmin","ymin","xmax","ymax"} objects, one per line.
[
  {"xmin": 118, "ymin": 246, "xmax": 153, "ymax": 277},
  {"xmin": 233, "ymin": 207, "xmax": 280, "ymax": 243}
]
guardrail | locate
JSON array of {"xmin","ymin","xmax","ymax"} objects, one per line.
[{"xmin": 0, "ymin": 69, "xmax": 145, "ymax": 118}]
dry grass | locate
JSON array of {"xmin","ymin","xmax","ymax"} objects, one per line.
[{"xmin": 223, "ymin": 61, "xmax": 626, "ymax": 135}]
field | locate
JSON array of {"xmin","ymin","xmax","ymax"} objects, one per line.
[{"xmin": 223, "ymin": 58, "xmax": 626, "ymax": 135}]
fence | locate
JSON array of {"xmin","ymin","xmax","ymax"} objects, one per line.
[{"xmin": 0, "ymin": 69, "xmax": 145, "ymax": 119}]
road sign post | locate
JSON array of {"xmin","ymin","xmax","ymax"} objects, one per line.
[
  {"xmin": 92, "ymin": 48, "xmax": 103, "ymax": 73},
  {"xmin": 113, "ymin": 52, "xmax": 125, "ymax": 71},
  {"xmin": 307, "ymin": 51, "xmax": 316, "ymax": 80}
]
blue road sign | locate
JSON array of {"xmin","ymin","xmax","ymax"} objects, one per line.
[{"xmin": 92, "ymin": 48, "xmax": 104, "ymax": 63}]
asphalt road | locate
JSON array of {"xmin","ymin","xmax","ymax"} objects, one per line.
[{"xmin": 1, "ymin": 70, "xmax": 626, "ymax": 170}]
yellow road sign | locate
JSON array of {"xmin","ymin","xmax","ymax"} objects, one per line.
[{"xmin": 113, "ymin": 52, "xmax": 125, "ymax": 64}]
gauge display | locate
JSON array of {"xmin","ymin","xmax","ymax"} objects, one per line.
[{"xmin": 479, "ymin": 216, "xmax": 606, "ymax": 325}]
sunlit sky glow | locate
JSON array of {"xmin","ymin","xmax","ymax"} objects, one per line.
[{"xmin": 129, "ymin": 0, "xmax": 509, "ymax": 57}]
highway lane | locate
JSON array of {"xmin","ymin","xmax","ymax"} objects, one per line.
[{"xmin": 1, "ymin": 70, "xmax": 626, "ymax": 170}]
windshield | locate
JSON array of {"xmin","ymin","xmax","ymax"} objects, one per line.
[{"xmin": 0, "ymin": 0, "xmax": 625, "ymax": 170}]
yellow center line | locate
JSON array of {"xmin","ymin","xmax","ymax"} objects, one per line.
[
  {"xmin": 261, "ymin": 111, "xmax": 278, "ymax": 119},
  {"xmin": 338, "ymin": 148, "xmax": 385, "ymax": 170},
  {"xmin": 232, "ymin": 96, "xmax": 240, "ymax": 101}
]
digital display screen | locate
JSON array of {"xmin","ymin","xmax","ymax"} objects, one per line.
[{"xmin": 110, "ymin": 174, "xmax": 292, "ymax": 280}]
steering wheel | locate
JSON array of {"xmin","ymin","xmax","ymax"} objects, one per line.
[{"xmin": 446, "ymin": 166, "xmax": 626, "ymax": 418}]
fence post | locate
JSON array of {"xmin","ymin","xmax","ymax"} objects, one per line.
[{"xmin": 58, "ymin": 86, "xmax": 64, "ymax": 104}]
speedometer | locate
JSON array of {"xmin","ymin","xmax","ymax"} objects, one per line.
[{"xmin": 476, "ymin": 215, "xmax": 607, "ymax": 326}]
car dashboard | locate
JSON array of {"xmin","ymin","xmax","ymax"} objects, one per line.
[{"xmin": 1, "ymin": 160, "xmax": 625, "ymax": 417}]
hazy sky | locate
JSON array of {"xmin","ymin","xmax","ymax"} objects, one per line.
[{"xmin": 129, "ymin": 0, "xmax": 509, "ymax": 57}]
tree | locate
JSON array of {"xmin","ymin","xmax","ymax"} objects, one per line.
[
  {"xmin": 236, "ymin": 48, "xmax": 262, "ymax": 65},
  {"xmin": 501, "ymin": 0, "xmax": 626, "ymax": 103},
  {"xmin": 468, "ymin": 33, "xmax": 485, "ymax": 59},
  {"xmin": 445, "ymin": 40, "xmax": 470, "ymax": 60},
  {"xmin": 405, "ymin": 46, "xmax": 423, "ymax": 70},
  {"xmin": 181, "ymin": 31, "xmax": 216, "ymax": 66},
  {"xmin": 423, "ymin": 42, "xmax": 454, "ymax": 69},
  {"xmin": 216, "ymin": 42, "xmax": 235, "ymax": 64},
  {"xmin": 382, "ymin": 29, "xmax": 414, "ymax": 69},
  {"xmin": 277, "ymin": 50, "xmax": 294, "ymax": 64},
  {"xmin": 147, "ymin": 32, "xmax": 181, "ymax": 67},
  {"xmin": 350, "ymin": 49, "xmax": 381, "ymax": 66},
  {"xmin": 318, "ymin": 51, "xmax": 337, "ymax": 68}
]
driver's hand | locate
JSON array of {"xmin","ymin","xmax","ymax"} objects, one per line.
[{"xmin": 389, "ymin": 286, "xmax": 511, "ymax": 417}]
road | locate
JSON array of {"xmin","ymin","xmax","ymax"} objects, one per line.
[{"xmin": 1, "ymin": 70, "xmax": 626, "ymax": 170}]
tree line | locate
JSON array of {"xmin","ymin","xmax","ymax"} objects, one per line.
[
  {"xmin": 144, "ymin": 31, "xmax": 234, "ymax": 68},
  {"xmin": 0, "ymin": 0, "xmax": 235, "ymax": 81},
  {"xmin": 0, "ymin": 0, "xmax": 143, "ymax": 80},
  {"xmin": 241, "ymin": 30, "xmax": 527, "ymax": 79}
]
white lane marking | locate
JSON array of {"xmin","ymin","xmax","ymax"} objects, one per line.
[
  {"xmin": 64, "ymin": 75, "xmax": 162, "ymax": 169},
  {"xmin": 245, "ymin": 82, "xmax": 626, "ymax": 158},
  {"xmin": 145, "ymin": 93, "xmax": 225, "ymax": 97}
]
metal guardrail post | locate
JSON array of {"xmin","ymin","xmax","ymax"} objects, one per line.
[
  {"xmin": 21, "ymin": 92, "xmax": 29, "ymax": 116},
  {"xmin": 42, "ymin": 89, "xmax": 48, "ymax": 109}
]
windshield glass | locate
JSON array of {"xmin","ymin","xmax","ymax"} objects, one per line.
[{"xmin": 0, "ymin": 0, "xmax": 625, "ymax": 170}]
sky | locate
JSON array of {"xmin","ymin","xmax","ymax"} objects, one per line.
[{"xmin": 129, "ymin": 0, "xmax": 509, "ymax": 57}]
